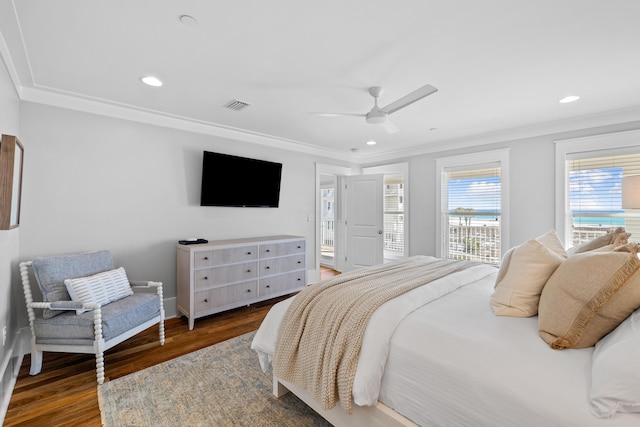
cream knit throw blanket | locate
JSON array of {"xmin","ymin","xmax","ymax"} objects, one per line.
[{"xmin": 273, "ymin": 256, "xmax": 478, "ymax": 413}]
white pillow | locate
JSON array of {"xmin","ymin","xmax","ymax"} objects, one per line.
[
  {"xmin": 64, "ymin": 267, "xmax": 133, "ymax": 314},
  {"xmin": 590, "ymin": 308, "xmax": 640, "ymax": 418}
]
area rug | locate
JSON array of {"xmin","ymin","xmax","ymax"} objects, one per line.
[{"xmin": 98, "ymin": 331, "xmax": 331, "ymax": 427}]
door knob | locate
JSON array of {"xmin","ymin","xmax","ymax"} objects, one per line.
[{"xmin": 378, "ymin": 230, "xmax": 383, "ymax": 234}]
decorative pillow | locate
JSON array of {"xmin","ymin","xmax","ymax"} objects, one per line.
[
  {"xmin": 538, "ymin": 250, "xmax": 640, "ymax": 349},
  {"xmin": 491, "ymin": 230, "xmax": 566, "ymax": 317},
  {"xmin": 567, "ymin": 227, "xmax": 629, "ymax": 256},
  {"xmin": 64, "ymin": 267, "xmax": 133, "ymax": 314},
  {"xmin": 590, "ymin": 308, "xmax": 640, "ymax": 418},
  {"xmin": 536, "ymin": 229, "xmax": 567, "ymax": 258}
]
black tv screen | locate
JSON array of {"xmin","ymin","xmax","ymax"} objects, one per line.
[{"xmin": 200, "ymin": 151, "xmax": 282, "ymax": 207}]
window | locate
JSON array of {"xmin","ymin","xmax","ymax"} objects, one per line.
[
  {"xmin": 436, "ymin": 150, "xmax": 509, "ymax": 265},
  {"xmin": 556, "ymin": 130, "xmax": 640, "ymax": 247}
]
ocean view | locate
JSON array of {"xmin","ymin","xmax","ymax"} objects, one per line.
[{"xmin": 448, "ymin": 210, "xmax": 626, "ymax": 228}]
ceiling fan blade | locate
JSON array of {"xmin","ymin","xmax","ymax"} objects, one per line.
[
  {"xmin": 309, "ymin": 112, "xmax": 366, "ymax": 117},
  {"xmin": 379, "ymin": 119, "xmax": 399, "ymax": 134},
  {"xmin": 381, "ymin": 84, "xmax": 438, "ymax": 115}
]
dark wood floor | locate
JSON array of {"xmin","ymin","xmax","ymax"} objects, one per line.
[{"xmin": 4, "ymin": 267, "xmax": 340, "ymax": 427}]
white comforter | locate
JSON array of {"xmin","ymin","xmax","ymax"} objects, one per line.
[{"xmin": 251, "ymin": 257, "xmax": 497, "ymax": 406}]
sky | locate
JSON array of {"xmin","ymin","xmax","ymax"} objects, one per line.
[{"xmin": 447, "ymin": 166, "xmax": 623, "ymax": 213}]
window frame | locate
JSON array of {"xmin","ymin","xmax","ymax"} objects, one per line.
[
  {"xmin": 435, "ymin": 149, "xmax": 510, "ymax": 262},
  {"xmin": 555, "ymin": 129, "xmax": 640, "ymax": 248}
]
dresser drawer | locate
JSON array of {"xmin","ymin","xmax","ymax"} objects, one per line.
[
  {"xmin": 259, "ymin": 240, "xmax": 305, "ymax": 259},
  {"xmin": 194, "ymin": 261, "xmax": 258, "ymax": 289},
  {"xmin": 260, "ymin": 271, "xmax": 306, "ymax": 297},
  {"xmin": 259, "ymin": 254, "xmax": 305, "ymax": 276},
  {"xmin": 195, "ymin": 281, "xmax": 258, "ymax": 313},
  {"xmin": 194, "ymin": 245, "xmax": 258, "ymax": 268}
]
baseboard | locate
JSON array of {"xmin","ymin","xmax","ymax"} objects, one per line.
[{"xmin": 0, "ymin": 330, "xmax": 26, "ymax": 425}]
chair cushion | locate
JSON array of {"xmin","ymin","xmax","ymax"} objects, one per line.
[
  {"xmin": 33, "ymin": 293, "xmax": 160, "ymax": 346},
  {"xmin": 32, "ymin": 250, "xmax": 113, "ymax": 319}
]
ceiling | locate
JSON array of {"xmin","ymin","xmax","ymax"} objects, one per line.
[{"xmin": 2, "ymin": 0, "xmax": 640, "ymax": 161}]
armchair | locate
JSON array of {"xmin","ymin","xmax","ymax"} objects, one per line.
[{"xmin": 19, "ymin": 250, "xmax": 165, "ymax": 384}]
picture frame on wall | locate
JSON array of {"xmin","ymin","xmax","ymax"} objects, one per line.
[{"xmin": 0, "ymin": 134, "xmax": 24, "ymax": 230}]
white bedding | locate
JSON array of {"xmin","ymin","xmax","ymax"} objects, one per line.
[{"xmin": 251, "ymin": 258, "xmax": 640, "ymax": 426}]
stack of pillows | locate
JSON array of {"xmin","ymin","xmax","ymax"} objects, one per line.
[{"xmin": 491, "ymin": 228, "xmax": 640, "ymax": 418}]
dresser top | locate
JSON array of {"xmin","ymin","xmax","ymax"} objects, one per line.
[{"xmin": 176, "ymin": 235, "xmax": 305, "ymax": 250}]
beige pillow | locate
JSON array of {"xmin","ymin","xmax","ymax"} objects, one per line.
[
  {"xmin": 491, "ymin": 231, "xmax": 566, "ymax": 317},
  {"xmin": 568, "ymin": 227, "xmax": 629, "ymax": 255},
  {"xmin": 538, "ymin": 250, "xmax": 640, "ymax": 349},
  {"xmin": 536, "ymin": 229, "xmax": 567, "ymax": 258}
]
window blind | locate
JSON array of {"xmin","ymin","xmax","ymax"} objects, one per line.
[{"xmin": 566, "ymin": 151, "xmax": 640, "ymax": 246}]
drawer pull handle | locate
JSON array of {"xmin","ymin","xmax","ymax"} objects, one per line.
[
  {"xmin": 297, "ymin": 278, "xmax": 301, "ymax": 281},
  {"xmin": 297, "ymin": 261, "xmax": 301, "ymax": 264},
  {"xmin": 204, "ymin": 298, "xmax": 209, "ymax": 303},
  {"xmin": 246, "ymin": 269, "xmax": 251, "ymax": 273},
  {"xmin": 246, "ymin": 289, "xmax": 252, "ymax": 293},
  {"xmin": 203, "ymin": 276, "xmax": 208, "ymax": 280},
  {"xmin": 266, "ymin": 249, "xmax": 270, "ymax": 253},
  {"xmin": 247, "ymin": 251, "xmax": 252, "ymax": 255},
  {"xmin": 203, "ymin": 256, "xmax": 209, "ymax": 260},
  {"xmin": 297, "ymin": 246, "xmax": 301, "ymax": 249},
  {"xmin": 266, "ymin": 266, "xmax": 270, "ymax": 269},
  {"xmin": 266, "ymin": 285, "xmax": 270, "ymax": 288}
]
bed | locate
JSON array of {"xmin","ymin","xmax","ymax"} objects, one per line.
[{"xmin": 251, "ymin": 231, "xmax": 640, "ymax": 426}]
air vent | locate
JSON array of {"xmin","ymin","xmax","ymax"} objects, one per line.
[{"xmin": 223, "ymin": 99, "xmax": 250, "ymax": 111}]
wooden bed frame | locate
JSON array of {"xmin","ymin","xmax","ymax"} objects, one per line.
[{"xmin": 273, "ymin": 375, "xmax": 418, "ymax": 427}]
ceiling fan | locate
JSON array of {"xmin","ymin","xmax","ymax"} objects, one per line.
[{"xmin": 311, "ymin": 84, "xmax": 438, "ymax": 134}]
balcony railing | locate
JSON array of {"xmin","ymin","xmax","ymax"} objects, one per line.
[
  {"xmin": 446, "ymin": 219, "xmax": 501, "ymax": 265},
  {"xmin": 571, "ymin": 225, "xmax": 616, "ymax": 247},
  {"xmin": 321, "ymin": 219, "xmax": 335, "ymax": 259},
  {"xmin": 384, "ymin": 213, "xmax": 404, "ymax": 254}
]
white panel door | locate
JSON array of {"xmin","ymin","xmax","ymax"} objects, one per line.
[{"xmin": 345, "ymin": 174, "xmax": 383, "ymax": 271}]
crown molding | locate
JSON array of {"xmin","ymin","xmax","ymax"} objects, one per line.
[{"xmin": 19, "ymin": 85, "xmax": 360, "ymax": 162}]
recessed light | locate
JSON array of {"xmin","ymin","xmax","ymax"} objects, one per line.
[
  {"xmin": 559, "ymin": 95, "xmax": 580, "ymax": 104},
  {"xmin": 366, "ymin": 140, "xmax": 377, "ymax": 146},
  {"xmin": 179, "ymin": 15, "xmax": 198, "ymax": 27},
  {"xmin": 140, "ymin": 76, "xmax": 163, "ymax": 87}
]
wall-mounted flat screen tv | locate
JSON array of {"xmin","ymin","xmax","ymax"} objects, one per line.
[{"xmin": 200, "ymin": 151, "xmax": 282, "ymax": 207}]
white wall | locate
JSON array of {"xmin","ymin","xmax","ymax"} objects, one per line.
[{"xmin": 17, "ymin": 102, "xmax": 348, "ymax": 310}]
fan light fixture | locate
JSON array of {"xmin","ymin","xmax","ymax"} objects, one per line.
[
  {"xmin": 310, "ymin": 84, "xmax": 437, "ymax": 135},
  {"xmin": 141, "ymin": 76, "xmax": 163, "ymax": 87},
  {"xmin": 366, "ymin": 140, "xmax": 377, "ymax": 145}
]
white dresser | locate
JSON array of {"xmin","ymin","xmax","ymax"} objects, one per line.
[{"xmin": 176, "ymin": 235, "xmax": 306, "ymax": 330}]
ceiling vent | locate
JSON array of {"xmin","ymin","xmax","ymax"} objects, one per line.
[{"xmin": 223, "ymin": 99, "xmax": 250, "ymax": 111}]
